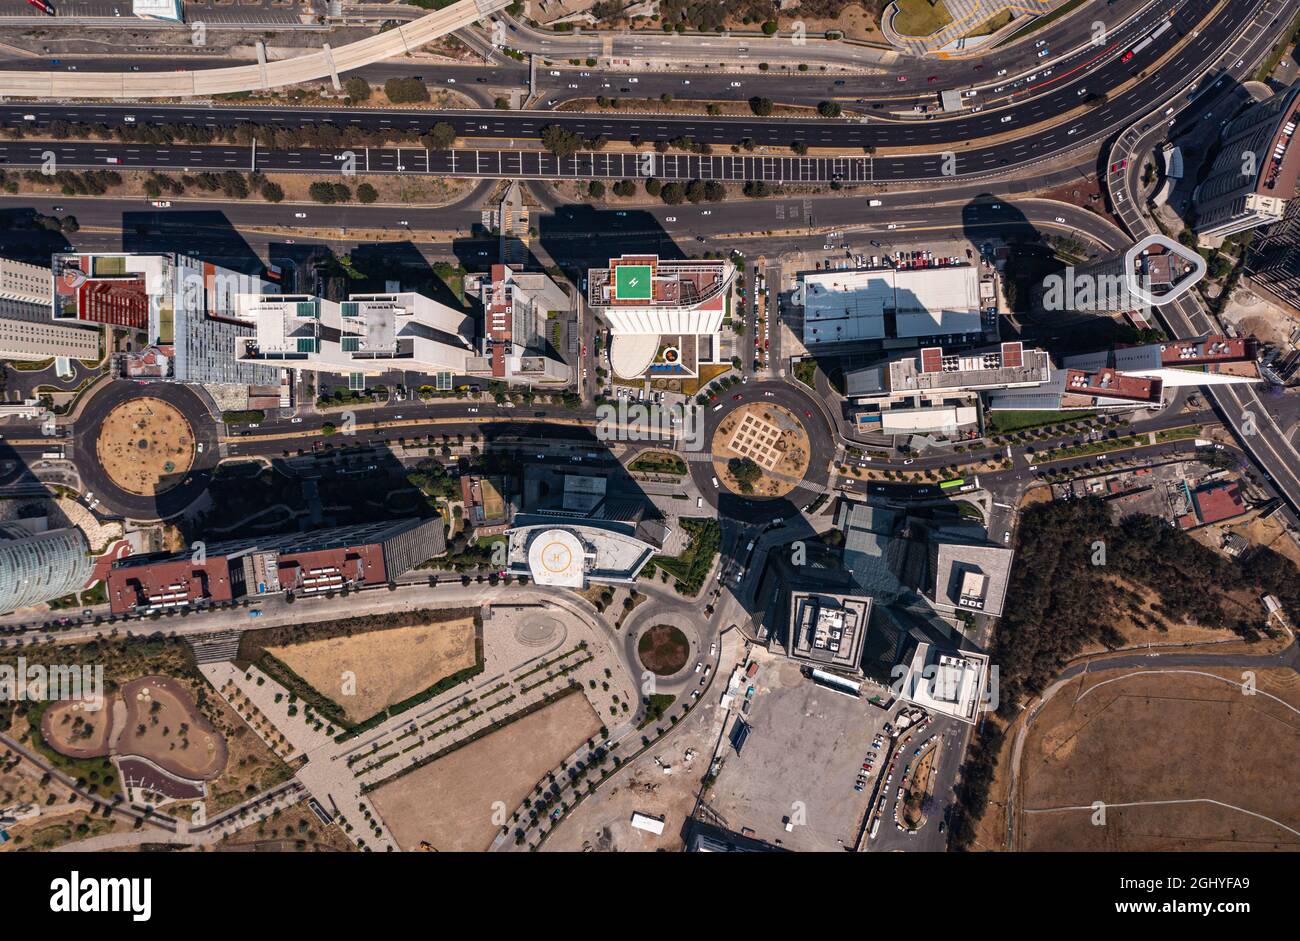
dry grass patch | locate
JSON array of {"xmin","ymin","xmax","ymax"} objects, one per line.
[
  {"xmin": 267, "ymin": 617, "xmax": 477, "ymax": 725},
  {"xmin": 1017, "ymin": 668, "xmax": 1300, "ymax": 851}
]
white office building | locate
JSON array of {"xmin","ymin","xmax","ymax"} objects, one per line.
[
  {"xmin": 798, "ymin": 265, "xmax": 983, "ymax": 347},
  {"xmin": 587, "ymin": 255, "xmax": 735, "ymax": 380},
  {"xmin": 235, "ymin": 291, "xmax": 475, "ymax": 377}
]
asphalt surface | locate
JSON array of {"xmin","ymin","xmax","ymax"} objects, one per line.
[
  {"xmin": 72, "ymin": 378, "xmax": 220, "ymax": 519},
  {"xmin": 0, "ymin": 0, "xmax": 1270, "ymax": 185}
]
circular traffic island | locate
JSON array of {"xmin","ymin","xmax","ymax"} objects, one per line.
[
  {"xmin": 637, "ymin": 624, "xmax": 691, "ymax": 677},
  {"xmin": 710, "ymin": 402, "xmax": 811, "ymax": 498},
  {"xmin": 95, "ymin": 396, "xmax": 195, "ymax": 496}
]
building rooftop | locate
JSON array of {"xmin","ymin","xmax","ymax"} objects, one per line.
[
  {"xmin": 899, "ymin": 642, "xmax": 990, "ymax": 724},
  {"xmin": 1192, "ymin": 480, "xmax": 1247, "ymax": 526},
  {"xmin": 886, "ymin": 341, "xmax": 1052, "ymax": 394},
  {"xmin": 506, "ymin": 519, "xmax": 657, "ymax": 588},
  {"xmin": 785, "ymin": 592, "xmax": 872, "ymax": 675},
  {"xmin": 800, "ymin": 266, "xmax": 983, "ymax": 345},
  {"xmin": 588, "ymin": 255, "xmax": 732, "ymax": 311},
  {"xmin": 929, "ymin": 540, "xmax": 1014, "ymax": 618}
]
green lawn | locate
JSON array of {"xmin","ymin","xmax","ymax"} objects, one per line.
[
  {"xmin": 985, "ymin": 409, "xmax": 1096, "ymax": 434},
  {"xmin": 893, "ymin": 0, "xmax": 953, "ymax": 37}
]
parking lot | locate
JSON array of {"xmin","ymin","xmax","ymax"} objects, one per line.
[{"xmin": 705, "ymin": 656, "xmax": 889, "ymax": 852}]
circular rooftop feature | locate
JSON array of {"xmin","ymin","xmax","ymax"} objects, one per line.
[
  {"xmin": 527, "ymin": 528, "xmax": 586, "ymax": 587},
  {"xmin": 609, "ymin": 334, "xmax": 659, "ymax": 380}
]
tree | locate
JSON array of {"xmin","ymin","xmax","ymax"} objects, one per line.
[
  {"xmin": 727, "ymin": 457, "xmax": 761, "ymax": 493},
  {"xmin": 421, "ymin": 121, "xmax": 457, "ymax": 150},
  {"xmin": 659, "ymin": 181, "xmax": 685, "ymax": 205},
  {"xmin": 260, "ymin": 181, "xmax": 284, "ymax": 203},
  {"xmin": 587, "ymin": 180, "xmax": 605, "ymax": 199},
  {"xmin": 818, "ymin": 100, "xmax": 842, "ymax": 118},
  {"xmin": 540, "ymin": 124, "xmax": 584, "ymax": 159},
  {"xmin": 383, "ymin": 77, "xmax": 429, "ymax": 104},
  {"xmin": 344, "ymin": 76, "xmax": 371, "ymax": 102},
  {"xmin": 685, "ymin": 179, "xmax": 706, "ymax": 203},
  {"xmin": 644, "ymin": 178, "xmax": 662, "ymax": 197},
  {"xmin": 791, "ymin": 140, "xmax": 809, "ymax": 155},
  {"xmin": 356, "ymin": 182, "xmax": 379, "ymax": 204},
  {"xmin": 749, "ymin": 96, "xmax": 774, "ymax": 117}
]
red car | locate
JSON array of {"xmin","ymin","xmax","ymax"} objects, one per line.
[
  {"xmin": 896, "ymin": 75, "xmax": 908, "ymax": 83},
  {"xmin": 1122, "ymin": 50, "xmax": 1135, "ymax": 63},
  {"xmin": 927, "ymin": 75, "xmax": 939, "ymax": 83},
  {"xmin": 764, "ymin": 339, "xmax": 770, "ymax": 350},
  {"xmin": 732, "ymin": 394, "xmax": 743, "ymax": 401},
  {"xmin": 804, "ymin": 410, "xmax": 813, "ymax": 418}
]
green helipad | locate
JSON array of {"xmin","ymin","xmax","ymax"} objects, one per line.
[{"xmin": 614, "ymin": 264, "xmax": 653, "ymax": 300}]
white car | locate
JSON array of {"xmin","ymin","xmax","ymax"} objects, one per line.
[
  {"xmin": 196, "ymin": 443, "xmax": 203, "ymax": 453},
  {"xmin": 290, "ymin": 417, "xmax": 303, "ymax": 424},
  {"xmin": 446, "ymin": 78, "xmax": 456, "ymax": 84},
  {"xmin": 294, "ymin": 212, "xmax": 306, "ymax": 218},
  {"xmin": 1000, "ymin": 115, "xmax": 1013, "ymax": 123},
  {"xmin": 124, "ymin": 115, "xmax": 136, "ymax": 123},
  {"xmin": 701, "ymin": 210, "xmax": 711, "ymax": 215},
  {"xmin": 887, "ymin": 223, "xmax": 898, "ymax": 229},
  {"xmin": 628, "ymin": 77, "xmax": 639, "ymax": 83},
  {"xmin": 665, "ymin": 216, "xmax": 676, "ymax": 222},
  {"xmin": 996, "ymin": 69, "xmax": 1007, "ymax": 76},
  {"xmin": 151, "ymin": 200, "xmax": 170, "ymax": 208},
  {"xmin": 1038, "ymin": 49, "xmax": 1050, "ymax": 58},
  {"xmin": 729, "ymin": 82, "xmax": 742, "ymax": 88},
  {"xmin": 1055, "ymin": 216, "xmax": 1066, "ymax": 223},
  {"xmin": 711, "ymin": 476, "xmax": 720, "ymax": 488}
]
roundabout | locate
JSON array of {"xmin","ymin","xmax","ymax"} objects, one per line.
[
  {"xmin": 95, "ymin": 396, "xmax": 196, "ymax": 497},
  {"xmin": 74, "ymin": 380, "xmax": 221, "ymax": 521},
  {"xmin": 688, "ymin": 378, "xmax": 836, "ymax": 524}
]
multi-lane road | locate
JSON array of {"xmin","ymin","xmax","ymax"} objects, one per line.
[{"xmin": 0, "ymin": 0, "xmax": 1274, "ymax": 185}]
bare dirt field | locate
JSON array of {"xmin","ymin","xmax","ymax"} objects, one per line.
[
  {"xmin": 637, "ymin": 624, "xmax": 690, "ymax": 676},
  {"xmin": 1016, "ymin": 667, "xmax": 1300, "ymax": 851},
  {"xmin": 95, "ymin": 397, "xmax": 194, "ymax": 496},
  {"xmin": 370, "ymin": 690, "xmax": 602, "ymax": 852},
  {"xmin": 712, "ymin": 403, "xmax": 809, "ymax": 497},
  {"xmin": 267, "ymin": 617, "xmax": 478, "ymax": 724},
  {"xmin": 40, "ymin": 699, "xmax": 113, "ymax": 759},
  {"xmin": 118, "ymin": 676, "xmax": 227, "ymax": 781}
]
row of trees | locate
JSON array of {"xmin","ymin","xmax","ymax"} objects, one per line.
[{"xmin": 23, "ymin": 117, "xmax": 459, "ymax": 154}]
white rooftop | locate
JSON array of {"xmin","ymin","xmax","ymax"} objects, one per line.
[{"xmin": 801, "ymin": 266, "xmax": 983, "ymax": 345}]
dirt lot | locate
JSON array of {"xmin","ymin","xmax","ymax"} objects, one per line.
[
  {"xmin": 267, "ymin": 617, "xmax": 478, "ymax": 724},
  {"xmin": 40, "ymin": 699, "xmax": 112, "ymax": 759},
  {"xmin": 95, "ymin": 397, "xmax": 194, "ymax": 496},
  {"xmin": 1016, "ymin": 668, "xmax": 1300, "ymax": 851},
  {"xmin": 712, "ymin": 403, "xmax": 810, "ymax": 497},
  {"xmin": 118, "ymin": 676, "xmax": 227, "ymax": 781},
  {"xmin": 370, "ymin": 690, "xmax": 602, "ymax": 852}
]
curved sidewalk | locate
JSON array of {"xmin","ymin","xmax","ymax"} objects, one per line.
[
  {"xmin": 882, "ymin": 0, "xmax": 1059, "ymax": 56},
  {"xmin": 0, "ymin": 0, "xmax": 507, "ymax": 99}
]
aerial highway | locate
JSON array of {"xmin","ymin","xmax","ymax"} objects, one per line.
[
  {"xmin": 0, "ymin": 0, "xmax": 1277, "ymax": 186},
  {"xmin": 1106, "ymin": 0, "xmax": 1300, "ymax": 524},
  {"xmin": 0, "ymin": 0, "xmax": 509, "ymax": 98}
]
